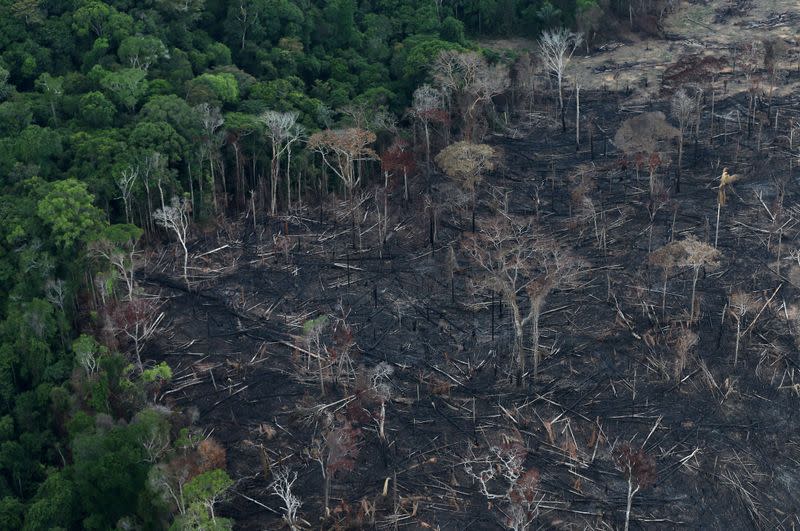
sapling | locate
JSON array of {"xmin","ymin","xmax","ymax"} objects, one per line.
[{"xmin": 613, "ymin": 443, "xmax": 656, "ymax": 531}]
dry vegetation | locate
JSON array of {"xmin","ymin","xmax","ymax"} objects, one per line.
[{"xmin": 139, "ymin": 2, "xmax": 800, "ymax": 529}]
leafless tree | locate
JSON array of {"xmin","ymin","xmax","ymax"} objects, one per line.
[
  {"xmin": 671, "ymin": 88, "xmax": 696, "ymax": 182},
  {"xmin": 44, "ymin": 278, "xmax": 66, "ymax": 312},
  {"xmin": 412, "ymin": 84, "xmax": 445, "ymax": 172},
  {"xmin": 269, "ymin": 467, "xmax": 304, "ymax": 531},
  {"xmin": 340, "ymin": 102, "xmax": 395, "ymax": 133},
  {"xmin": 260, "ymin": 110, "xmax": 304, "ymax": 215},
  {"xmin": 715, "ymin": 167, "xmax": 739, "ymax": 248},
  {"xmin": 195, "ymin": 103, "xmax": 225, "ymax": 212},
  {"xmin": 463, "ymin": 431, "xmax": 541, "ymax": 529},
  {"xmin": 649, "ymin": 240, "xmax": 684, "ymax": 318},
  {"xmin": 728, "ymin": 291, "xmax": 757, "ymax": 366},
  {"xmin": 154, "ymin": 196, "xmax": 191, "ymax": 288},
  {"xmin": 672, "ymin": 327, "xmax": 698, "ymax": 380},
  {"xmin": 116, "ymin": 164, "xmax": 138, "ymax": 224},
  {"xmin": 308, "ymin": 128, "xmax": 378, "ymax": 200},
  {"xmin": 463, "ymin": 216, "xmax": 584, "ymax": 379},
  {"xmin": 614, "ymin": 444, "xmax": 656, "ymax": 531},
  {"xmin": 432, "ymin": 51, "xmax": 509, "ymax": 140},
  {"xmin": 112, "ymin": 296, "xmax": 165, "ymax": 372},
  {"xmin": 538, "ymin": 28, "xmax": 582, "ymax": 132},
  {"xmin": 89, "ymin": 229, "xmax": 142, "ymax": 301}
]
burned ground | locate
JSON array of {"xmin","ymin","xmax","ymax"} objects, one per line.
[{"xmin": 142, "ymin": 35, "xmax": 800, "ymax": 531}]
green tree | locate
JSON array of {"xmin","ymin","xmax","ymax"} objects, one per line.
[
  {"xmin": 78, "ymin": 91, "xmax": 115, "ymax": 127},
  {"xmin": 22, "ymin": 471, "xmax": 77, "ymax": 530},
  {"xmin": 100, "ymin": 68, "xmax": 148, "ymax": 112},
  {"xmin": 118, "ymin": 35, "xmax": 169, "ymax": 70},
  {"xmin": 36, "ymin": 179, "xmax": 103, "ymax": 250}
]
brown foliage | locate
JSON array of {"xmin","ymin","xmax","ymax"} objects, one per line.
[
  {"xmin": 325, "ymin": 421, "xmax": 361, "ymax": 478},
  {"xmin": 613, "ymin": 112, "xmax": 679, "ymax": 157},
  {"xmin": 198, "ymin": 437, "xmax": 227, "ymax": 471},
  {"xmin": 661, "ymin": 55, "xmax": 726, "ymax": 94},
  {"xmin": 510, "ymin": 468, "xmax": 541, "ymax": 506},
  {"xmin": 614, "ymin": 444, "xmax": 656, "ymax": 489},
  {"xmin": 435, "ymin": 141, "xmax": 496, "ymax": 194}
]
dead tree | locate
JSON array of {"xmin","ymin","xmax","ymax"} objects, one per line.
[
  {"xmin": 463, "ymin": 216, "xmax": 583, "ymax": 379},
  {"xmin": 671, "ymin": 88, "xmax": 700, "ymax": 184},
  {"xmin": 260, "ymin": 110, "xmax": 304, "ymax": 215},
  {"xmin": 195, "ymin": 103, "xmax": 224, "ymax": 212},
  {"xmin": 677, "ymin": 235, "xmax": 721, "ymax": 321},
  {"xmin": 432, "ymin": 50, "xmax": 509, "ymax": 140},
  {"xmin": 110, "ymin": 296, "xmax": 165, "ymax": 372},
  {"xmin": 648, "ymin": 240, "xmax": 684, "ymax": 318},
  {"xmin": 613, "ymin": 444, "xmax": 656, "ymax": 531},
  {"xmin": 411, "ymin": 84, "xmax": 445, "ymax": 172},
  {"xmin": 320, "ymin": 420, "xmax": 361, "ymax": 516},
  {"xmin": 435, "ymin": 141, "xmax": 496, "ymax": 231},
  {"xmin": 728, "ymin": 291, "xmax": 756, "ymax": 366},
  {"xmin": 538, "ymin": 28, "xmax": 582, "ymax": 132},
  {"xmin": 116, "ymin": 164, "xmax": 138, "ymax": 224},
  {"xmin": 153, "ymin": 196, "xmax": 191, "ymax": 288},
  {"xmin": 613, "ymin": 112, "xmax": 679, "ymax": 195},
  {"xmin": 308, "ymin": 128, "xmax": 377, "ymax": 200},
  {"xmin": 381, "ymin": 139, "xmax": 416, "ymax": 203},
  {"xmin": 715, "ymin": 167, "xmax": 739, "ymax": 248},
  {"xmin": 89, "ymin": 224, "xmax": 143, "ymax": 301},
  {"xmin": 463, "ymin": 431, "xmax": 541, "ymax": 529},
  {"xmin": 269, "ymin": 467, "xmax": 304, "ymax": 531}
]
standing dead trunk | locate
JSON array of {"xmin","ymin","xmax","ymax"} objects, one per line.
[
  {"xmin": 575, "ymin": 83, "xmax": 581, "ymax": 150},
  {"xmin": 530, "ymin": 301, "xmax": 542, "ymax": 379},
  {"xmin": 690, "ymin": 266, "xmax": 700, "ymax": 320}
]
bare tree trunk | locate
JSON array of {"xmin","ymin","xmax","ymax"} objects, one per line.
[
  {"xmin": 324, "ymin": 473, "xmax": 331, "ymax": 517},
  {"xmin": 690, "ymin": 266, "xmax": 700, "ymax": 320},
  {"xmin": 423, "ymin": 121, "xmax": 431, "ymax": 175},
  {"xmin": 286, "ymin": 147, "xmax": 292, "ymax": 212},
  {"xmin": 575, "ymin": 83, "xmax": 580, "ymax": 150},
  {"xmin": 624, "ymin": 479, "xmax": 638, "ymax": 531},
  {"xmin": 531, "ymin": 304, "xmax": 542, "ymax": 378}
]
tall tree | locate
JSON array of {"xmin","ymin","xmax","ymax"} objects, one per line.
[
  {"xmin": 538, "ymin": 28, "xmax": 582, "ymax": 132},
  {"xmin": 259, "ymin": 110, "xmax": 304, "ymax": 215}
]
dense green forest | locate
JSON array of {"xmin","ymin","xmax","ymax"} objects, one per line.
[{"xmin": 0, "ymin": 0, "xmax": 652, "ymax": 528}]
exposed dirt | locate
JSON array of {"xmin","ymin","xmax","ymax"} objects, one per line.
[{"xmin": 145, "ymin": 4, "xmax": 800, "ymax": 530}]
